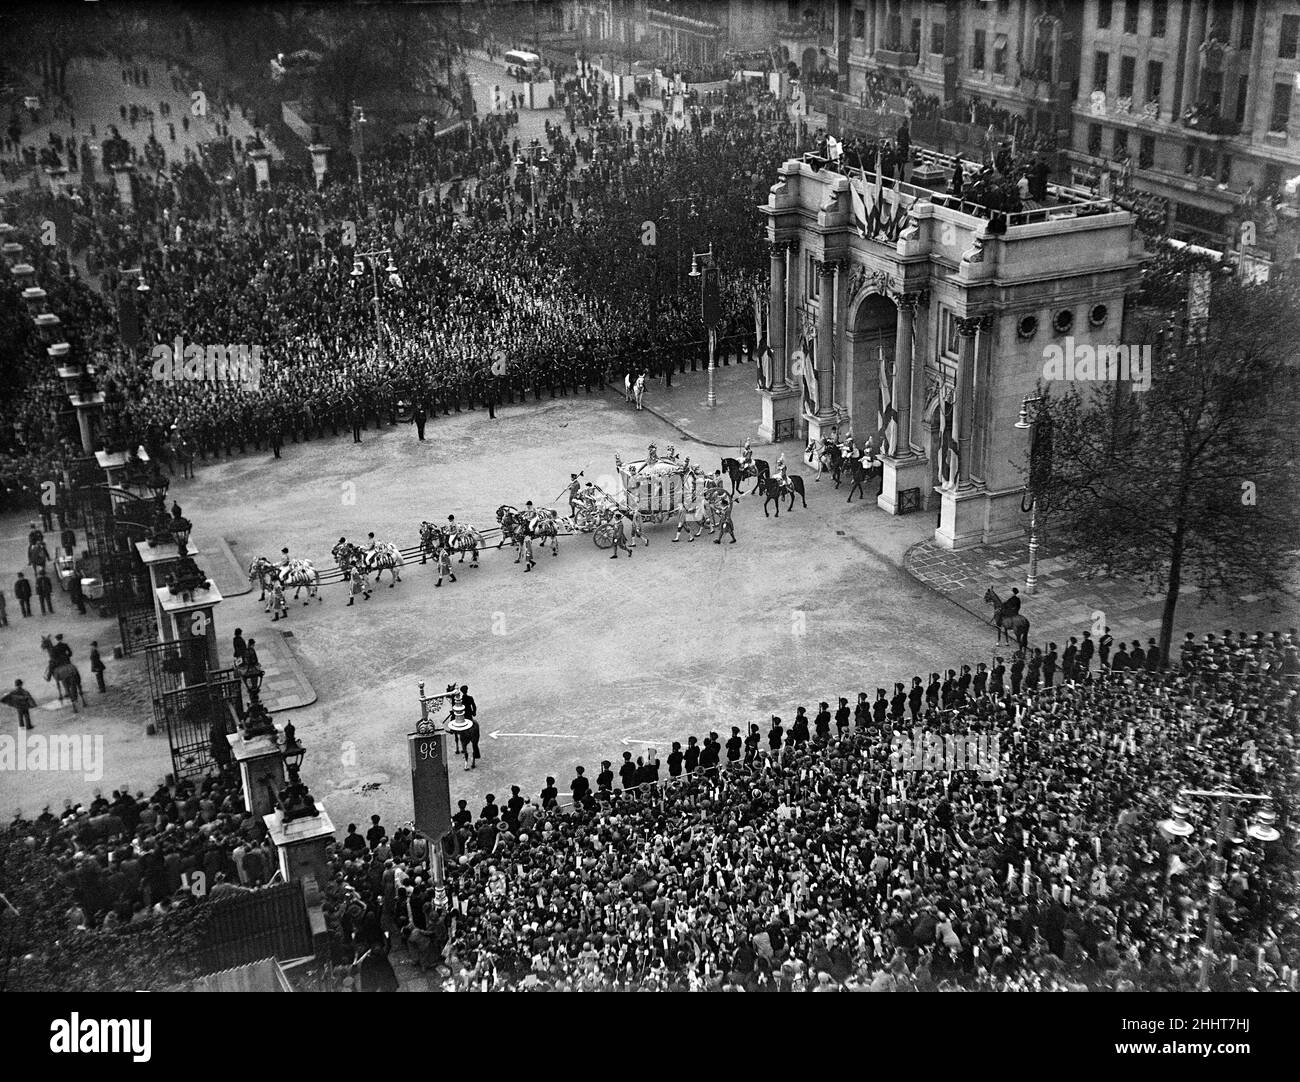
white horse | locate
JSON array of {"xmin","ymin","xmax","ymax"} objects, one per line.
[
  {"xmin": 364, "ymin": 541, "xmax": 404, "ymax": 587},
  {"xmin": 633, "ymin": 373, "xmax": 645, "ymax": 410}
]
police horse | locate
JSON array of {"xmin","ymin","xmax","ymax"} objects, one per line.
[
  {"xmin": 984, "ymin": 588, "xmax": 1030, "ymax": 653},
  {"xmin": 41, "ymin": 634, "xmax": 87, "ymax": 712}
]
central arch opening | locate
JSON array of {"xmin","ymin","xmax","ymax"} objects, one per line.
[{"xmin": 848, "ymin": 292, "xmax": 897, "ymax": 448}]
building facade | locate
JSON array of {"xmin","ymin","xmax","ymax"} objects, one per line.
[
  {"xmin": 759, "ymin": 158, "xmax": 1145, "ymax": 548},
  {"xmin": 835, "ymin": 1, "xmax": 1300, "ymax": 255}
]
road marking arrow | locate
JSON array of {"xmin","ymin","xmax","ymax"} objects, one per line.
[{"xmin": 487, "ymin": 730, "xmax": 584, "ymax": 740}]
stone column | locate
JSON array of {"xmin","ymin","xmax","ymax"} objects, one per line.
[
  {"xmin": 893, "ymin": 293, "xmax": 919, "ymax": 455},
  {"xmin": 970, "ymin": 313, "xmax": 994, "ymax": 483},
  {"xmin": 954, "ymin": 315, "xmax": 982, "ymax": 490},
  {"xmin": 768, "ymin": 241, "xmax": 787, "ymax": 386},
  {"xmin": 784, "ymin": 238, "xmax": 800, "ymax": 388},
  {"xmin": 1177, "ymin": 0, "xmax": 1206, "ymax": 119},
  {"xmin": 815, "ymin": 260, "xmax": 837, "ymax": 412}
]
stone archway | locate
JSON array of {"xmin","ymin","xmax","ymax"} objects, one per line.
[
  {"xmin": 847, "ymin": 291, "xmax": 897, "ymax": 447},
  {"xmin": 800, "ymin": 46, "xmax": 819, "ymax": 80}
]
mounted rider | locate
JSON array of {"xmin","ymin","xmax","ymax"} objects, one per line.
[
  {"xmin": 739, "ymin": 438, "xmax": 755, "ymax": 477},
  {"xmin": 776, "ymin": 452, "xmax": 790, "ymax": 489}
]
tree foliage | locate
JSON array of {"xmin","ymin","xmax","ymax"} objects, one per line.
[{"xmin": 1037, "ymin": 274, "xmax": 1300, "ymax": 662}]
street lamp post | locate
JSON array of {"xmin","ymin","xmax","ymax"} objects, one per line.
[
  {"xmin": 689, "ymin": 243, "xmax": 719, "ymax": 408},
  {"xmin": 1158, "ymin": 789, "xmax": 1282, "ymax": 991},
  {"xmin": 514, "ymin": 144, "xmax": 550, "ymax": 234},
  {"xmin": 413, "ymin": 682, "xmax": 470, "ymax": 910},
  {"xmin": 1014, "ymin": 395, "xmax": 1051, "ymax": 594},
  {"xmin": 351, "ymin": 248, "xmax": 397, "ymax": 363}
]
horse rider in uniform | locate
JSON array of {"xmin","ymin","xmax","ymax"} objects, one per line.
[
  {"xmin": 776, "ymin": 452, "xmax": 790, "ymax": 491},
  {"xmin": 739, "ymin": 438, "xmax": 754, "ymax": 478}
]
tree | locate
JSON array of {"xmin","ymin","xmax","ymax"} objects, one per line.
[{"xmin": 1037, "ymin": 275, "xmax": 1300, "ymax": 665}]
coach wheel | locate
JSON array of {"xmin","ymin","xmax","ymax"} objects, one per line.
[{"xmin": 593, "ymin": 524, "xmax": 615, "ymax": 549}]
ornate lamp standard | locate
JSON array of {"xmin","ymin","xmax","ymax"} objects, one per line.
[
  {"xmin": 1014, "ymin": 394, "xmax": 1052, "ymax": 594},
  {"xmin": 350, "ymin": 248, "xmax": 400, "ymax": 363},
  {"xmin": 237, "ymin": 660, "xmax": 277, "ymax": 740},
  {"xmin": 513, "ymin": 144, "xmax": 550, "ymax": 233},
  {"xmin": 1158, "ymin": 790, "xmax": 1283, "ymax": 990},
  {"xmin": 688, "ymin": 243, "xmax": 720, "ymax": 408}
]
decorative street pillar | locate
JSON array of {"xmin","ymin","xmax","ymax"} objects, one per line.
[
  {"xmin": 308, "ymin": 144, "xmax": 330, "ymax": 190},
  {"xmin": 262, "ymin": 724, "xmax": 334, "ymax": 888}
]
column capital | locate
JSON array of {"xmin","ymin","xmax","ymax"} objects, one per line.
[
  {"xmin": 955, "ymin": 315, "xmax": 984, "ymax": 338},
  {"xmin": 817, "ymin": 258, "xmax": 839, "ymax": 278},
  {"xmin": 897, "ymin": 291, "xmax": 924, "ymax": 314},
  {"xmin": 767, "ymin": 240, "xmax": 789, "ymax": 260},
  {"xmin": 978, "ymin": 312, "xmax": 994, "ymax": 331}
]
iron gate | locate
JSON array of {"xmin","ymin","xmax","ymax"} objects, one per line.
[{"xmin": 118, "ymin": 601, "xmax": 159, "ymax": 657}]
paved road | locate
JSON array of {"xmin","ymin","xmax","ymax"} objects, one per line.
[{"xmin": 0, "ymin": 384, "xmax": 995, "ymax": 824}]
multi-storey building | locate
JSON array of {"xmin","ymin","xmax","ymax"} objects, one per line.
[{"xmin": 837, "ymin": 1, "xmax": 1300, "ymax": 254}]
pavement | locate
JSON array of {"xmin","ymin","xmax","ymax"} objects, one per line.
[
  {"xmin": 2, "ymin": 53, "xmax": 278, "ymax": 195},
  {"xmin": 608, "ymin": 357, "xmax": 771, "ymax": 449},
  {"xmin": 906, "ymin": 535, "xmax": 1300, "ymax": 654}
]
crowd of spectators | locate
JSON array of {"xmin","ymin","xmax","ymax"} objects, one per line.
[
  {"xmin": 315, "ymin": 628, "xmax": 1299, "ymax": 991},
  {"xmin": 1, "ymin": 67, "xmax": 792, "ymax": 509},
  {"xmin": 5, "ymin": 627, "xmax": 1295, "ymax": 991}
]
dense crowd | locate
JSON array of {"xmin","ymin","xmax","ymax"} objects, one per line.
[
  {"xmin": 4, "ymin": 626, "xmax": 1296, "ymax": 991},
  {"xmin": 314, "ymin": 628, "xmax": 1299, "ymax": 991},
  {"xmin": 1, "ymin": 68, "xmax": 793, "ymax": 507}
]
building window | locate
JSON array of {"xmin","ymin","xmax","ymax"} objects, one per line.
[
  {"xmin": 998, "ymin": 0, "xmax": 1010, "ymax": 13},
  {"xmin": 1113, "ymin": 129, "xmax": 1128, "ymax": 159},
  {"xmin": 909, "ymin": 18, "xmax": 921, "ymax": 55},
  {"xmin": 1240, "ymin": 4, "xmax": 1254, "ymax": 49},
  {"xmin": 1220, "ymin": 154, "xmax": 1232, "ymax": 185},
  {"xmin": 972, "ymin": 29, "xmax": 986, "ymax": 71},
  {"xmin": 1152, "ymin": 0, "xmax": 1167, "ymax": 37},
  {"xmin": 1281, "ymin": 16, "xmax": 1300, "ymax": 60},
  {"xmin": 1184, "ymin": 144, "xmax": 1196, "ymax": 174},
  {"xmin": 993, "ymin": 36, "xmax": 1007, "ymax": 75},
  {"xmin": 1146, "ymin": 60, "xmax": 1163, "ymax": 104},
  {"xmin": 852, "ymin": 8, "xmax": 865, "ymax": 39},
  {"xmin": 1139, "ymin": 134, "xmax": 1155, "ymax": 169},
  {"xmin": 1088, "ymin": 123, "xmax": 1103, "ymax": 156},
  {"xmin": 1123, "ymin": 0, "xmax": 1139, "ymax": 34},
  {"xmin": 940, "ymin": 308, "xmax": 961, "ymax": 359},
  {"xmin": 807, "ymin": 255, "xmax": 820, "ymax": 299},
  {"xmin": 1236, "ymin": 74, "xmax": 1249, "ymax": 124},
  {"xmin": 1119, "ymin": 56, "xmax": 1135, "ymax": 99},
  {"xmin": 1093, "ymin": 51, "xmax": 1109, "ymax": 93},
  {"xmin": 1097, "ymin": 0, "xmax": 1112, "ymax": 30},
  {"xmin": 1271, "ymin": 82, "xmax": 1292, "ymax": 132},
  {"xmin": 931, "ymin": 22, "xmax": 946, "ymax": 55}
]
